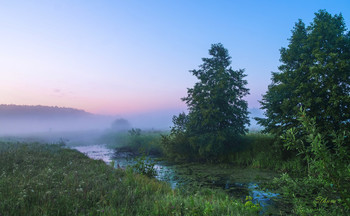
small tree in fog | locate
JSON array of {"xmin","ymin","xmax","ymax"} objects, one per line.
[
  {"xmin": 163, "ymin": 43, "xmax": 250, "ymax": 161},
  {"xmin": 111, "ymin": 118, "xmax": 131, "ymax": 132}
]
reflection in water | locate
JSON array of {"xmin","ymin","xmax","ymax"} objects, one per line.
[{"xmin": 73, "ymin": 144, "xmax": 114, "ymax": 163}]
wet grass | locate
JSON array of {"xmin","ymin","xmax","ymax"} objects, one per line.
[{"xmin": 0, "ymin": 141, "xmax": 261, "ymax": 216}]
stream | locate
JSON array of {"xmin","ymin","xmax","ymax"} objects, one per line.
[{"xmin": 73, "ymin": 144, "xmax": 287, "ymax": 215}]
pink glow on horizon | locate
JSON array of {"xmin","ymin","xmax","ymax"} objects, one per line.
[
  {"xmin": 0, "ymin": 78, "xmax": 261, "ymax": 115},
  {"xmin": 1, "ymin": 1, "xmax": 347, "ymax": 117}
]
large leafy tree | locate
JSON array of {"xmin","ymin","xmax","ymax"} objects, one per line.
[
  {"xmin": 164, "ymin": 43, "xmax": 249, "ymax": 160},
  {"xmin": 183, "ymin": 43, "xmax": 249, "ymax": 135},
  {"xmin": 257, "ymin": 10, "xmax": 350, "ymax": 138}
]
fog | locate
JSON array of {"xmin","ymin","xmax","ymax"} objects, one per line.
[
  {"xmin": 0, "ymin": 116, "xmax": 112, "ymax": 135},
  {"xmin": 0, "ymin": 105, "xmax": 175, "ymax": 145},
  {"xmin": 0, "ymin": 110, "xmax": 174, "ymax": 136},
  {"xmin": 0, "ymin": 114, "xmax": 112, "ymax": 145},
  {"xmin": 0, "ymin": 105, "xmax": 263, "ymax": 145}
]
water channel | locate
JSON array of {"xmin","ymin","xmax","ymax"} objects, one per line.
[{"xmin": 73, "ymin": 144, "xmax": 287, "ymax": 215}]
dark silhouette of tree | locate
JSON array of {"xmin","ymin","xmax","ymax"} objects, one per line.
[
  {"xmin": 163, "ymin": 43, "xmax": 249, "ymax": 160},
  {"xmin": 256, "ymin": 10, "xmax": 350, "ymax": 139}
]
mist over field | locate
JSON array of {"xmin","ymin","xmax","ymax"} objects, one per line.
[
  {"xmin": 0, "ymin": 105, "xmax": 111, "ymax": 135},
  {"xmin": 0, "ymin": 104, "xmax": 263, "ymax": 136}
]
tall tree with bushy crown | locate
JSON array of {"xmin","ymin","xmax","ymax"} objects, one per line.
[
  {"xmin": 256, "ymin": 10, "xmax": 350, "ymax": 140},
  {"xmin": 163, "ymin": 43, "xmax": 250, "ymax": 161},
  {"xmin": 183, "ymin": 43, "xmax": 250, "ymax": 135}
]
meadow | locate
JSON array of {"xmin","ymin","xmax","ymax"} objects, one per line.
[{"xmin": 0, "ymin": 141, "xmax": 261, "ymax": 216}]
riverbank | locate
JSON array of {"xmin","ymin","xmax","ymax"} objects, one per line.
[
  {"xmin": 98, "ymin": 130, "xmax": 349, "ymax": 215},
  {"xmin": 0, "ymin": 141, "xmax": 261, "ymax": 215},
  {"xmin": 75, "ymin": 143, "xmax": 288, "ymax": 215}
]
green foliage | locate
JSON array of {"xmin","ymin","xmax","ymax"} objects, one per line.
[
  {"xmin": 130, "ymin": 150, "xmax": 157, "ymax": 178},
  {"xmin": 163, "ymin": 43, "xmax": 250, "ymax": 161},
  {"xmin": 244, "ymin": 196, "xmax": 261, "ymax": 212},
  {"xmin": 224, "ymin": 133, "xmax": 304, "ymax": 173},
  {"xmin": 182, "ymin": 43, "xmax": 250, "ymax": 135},
  {"xmin": 0, "ymin": 142, "xmax": 260, "ymax": 215},
  {"xmin": 161, "ymin": 128, "xmax": 194, "ymax": 161},
  {"xmin": 254, "ymin": 10, "xmax": 350, "ymax": 214},
  {"xmin": 281, "ymin": 108, "xmax": 350, "ymax": 210},
  {"xmin": 257, "ymin": 10, "xmax": 350, "ymax": 139},
  {"xmin": 271, "ymin": 173, "xmax": 349, "ymax": 215},
  {"xmin": 99, "ymin": 129, "xmax": 165, "ymax": 156}
]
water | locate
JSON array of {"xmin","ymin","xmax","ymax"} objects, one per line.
[
  {"xmin": 72, "ymin": 144, "xmax": 114, "ymax": 163},
  {"xmin": 74, "ymin": 144, "xmax": 283, "ymax": 214}
]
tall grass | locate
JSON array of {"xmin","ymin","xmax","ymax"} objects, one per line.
[
  {"xmin": 99, "ymin": 129, "xmax": 166, "ymax": 155},
  {"xmin": 99, "ymin": 130, "xmax": 304, "ymax": 173},
  {"xmin": 0, "ymin": 141, "xmax": 260, "ymax": 215},
  {"xmin": 224, "ymin": 133, "xmax": 304, "ymax": 173}
]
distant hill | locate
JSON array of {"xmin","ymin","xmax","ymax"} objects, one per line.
[
  {"xmin": 0, "ymin": 104, "xmax": 92, "ymax": 119},
  {"xmin": 0, "ymin": 105, "xmax": 112, "ymax": 135}
]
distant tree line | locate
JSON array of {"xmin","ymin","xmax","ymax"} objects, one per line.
[{"xmin": 0, "ymin": 104, "xmax": 90, "ymax": 118}]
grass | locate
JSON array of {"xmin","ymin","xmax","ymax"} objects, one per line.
[
  {"xmin": 268, "ymin": 173, "xmax": 350, "ymax": 215},
  {"xmin": 0, "ymin": 141, "xmax": 260, "ymax": 216},
  {"xmin": 99, "ymin": 130, "xmax": 304, "ymax": 174},
  {"xmin": 98, "ymin": 129, "xmax": 166, "ymax": 155},
  {"xmin": 225, "ymin": 133, "xmax": 304, "ymax": 173}
]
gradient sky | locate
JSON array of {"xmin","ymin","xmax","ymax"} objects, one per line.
[{"xmin": 1, "ymin": 0, "xmax": 349, "ymax": 115}]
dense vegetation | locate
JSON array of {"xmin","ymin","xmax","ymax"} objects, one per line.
[
  {"xmin": 162, "ymin": 43, "xmax": 249, "ymax": 161},
  {"xmin": 254, "ymin": 10, "xmax": 350, "ymax": 215},
  {"xmin": 99, "ymin": 128, "xmax": 164, "ymax": 155},
  {"xmin": 256, "ymin": 10, "xmax": 350, "ymax": 140},
  {"xmin": 158, "ymin": 10, "xmax": 350, "ymax": 215},
  {"xmin": 0, "ymin": 142, "xmax": 261, "ymax": 215},
  {"xmin": 275, "ymin": 108, "xmax": 350, "ymax": 215}
]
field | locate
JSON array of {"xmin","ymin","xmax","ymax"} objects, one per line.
[{"xmin": 0, "ymin": 141, "xmax": 260, "ymax": 216}]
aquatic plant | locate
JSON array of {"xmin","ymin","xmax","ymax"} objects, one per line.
[{"xmin": 130, "ymin": 149, "xmax": 157, "ymax": 178}]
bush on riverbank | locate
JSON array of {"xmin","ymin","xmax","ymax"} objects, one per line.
[
  {"xmin": 161, "ymin": 131, "xmax": 303, "ymax": 172},
  {"xmin": 99, "ymin": 129, "xmax": 166, "ymax": 156},
  {"xmin": 100, "ymin": 129, "xmax": 303, "ymax": 173},
  {"xmin": 226, "ymin": 133, "xmax": 304, "ymax": 173},
  {"xmin": 270, "ymin": 109, "xmax": 350, "ymax": 215},
  {"xmin": 0, "ymin": 142, "xmax": 260, "ymax": 215}
]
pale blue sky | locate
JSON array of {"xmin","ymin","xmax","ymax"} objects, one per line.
[{"xmin": 0, "ymin": 0, "xmax": 349, "ymax": 115}]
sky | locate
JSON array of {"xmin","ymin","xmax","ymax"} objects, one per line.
[{"xmin": 1, "ymin": 0, "xmax": 350, "ymax": 117}]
